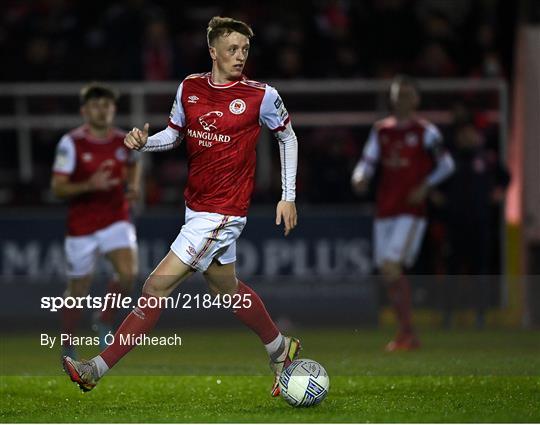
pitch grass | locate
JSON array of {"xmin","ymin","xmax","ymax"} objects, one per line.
[{"xmin": 1, "ymin": 329, "xmax": 539, "ymax": 422}]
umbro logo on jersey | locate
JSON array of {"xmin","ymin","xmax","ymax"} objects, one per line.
[
  {"xmin": 188, "ymin": 95, "xmax": 199, "ymax": 104},
  {"xmin": 229, "ymin": 99, "xmax": 246, "ymax": 115},
  {"xmin": 82, "ymin": 152, "xmax": 93, "ymax": 162}
]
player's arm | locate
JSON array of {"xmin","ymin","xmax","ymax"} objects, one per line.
[
  {"xmin": 125, "ymin": 152, "xmax": 142, "ymax": 201},
  {"xmin": 125, "ymin": 123, "xmax": 184, "ymax": 152},
  {"xmin": 351, "ymin": 128, "xmax": 379, "ymax": 194},
  {"xmin": 51, "ymin": 135, "xmax": 119, "ymax": 199},
  {"xmin": 51, "ymin": 173, "xmax": 113, "ymax": 199},
  {"xmin": 274, "ymin": 122, "xmax": 298, "ymax": 236},
  {"xmin": 51, "ymin": 174, "xmax": 91, "ymax": 198},
  {"xmin": 408, "ymin": 124, "xmax": 455, "ymax": 205},
  {"xmin": 124, "ymin": 83, "xmax": 186, "ymax": 152},
  {"xmin": 260, "ymin": 86, "xmax": 298, "ymax": 236}
]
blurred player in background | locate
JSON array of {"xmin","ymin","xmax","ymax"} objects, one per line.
[
  {"xmin": 51, "ymin": 83, "xmax": 141, "ymax": 358},
  {"xmin": 351, "ymin": 75, "xmax": 455, "ymax": 351},
  {"xmin": 63, "ymin": 17, "xmax": 300, "ymax": 396},
  {"xmin": 440, "ymin": 119, "xmax": 510, "ymax": 328}
]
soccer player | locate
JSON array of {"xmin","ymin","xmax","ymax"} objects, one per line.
[
  {"xmin": 52, "ymin": 83, "xmax": 141, "ymax": 356},
  {"xmin": 351, "ymin": 75, "xmax": 455, "ymax": 351},
  {"xmin": 62, "ymin": 17, "xmax": 300, "ymax": 396}
]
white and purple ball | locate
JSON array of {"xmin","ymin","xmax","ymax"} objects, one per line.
[{"xmin": 278, "ymin": 359, "xmax": 329, "ymax": 407}]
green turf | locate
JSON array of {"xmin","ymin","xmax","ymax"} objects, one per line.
[{"xmin": 1, "ymin": 329, "xmax": 539, "ymax": 422}]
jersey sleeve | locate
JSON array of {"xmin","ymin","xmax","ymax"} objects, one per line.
[
  {"xmin": 423, "ymin": 122, "xmax": 443, "ymax": 151},
  {"xmin": 274, "ymin": 122, "xmax": 298, "ymax": 202},
  {"xmin": 168, "ymin": 82, "xmax": 186, "ymax": 131},
  {"xmin": 351, "ymin": 127, "xmax": 380, "ymax": 182},
  {"xmin": 422, "ymin": 122, "xmax": 455, "ymax": 186},
  {"xmin": 52, "ymin": 134, "xmax": 76, "ymax": 175},
  {"xmin": 362, "ymin": 127, "xmax": 380, "ymax": 164},
  {"xmin": 142, "ymin": 126, "xmax": 183, "ymax": 152},
  {"xmin": 259, "ymin": 85, "xmax": 290, "ymax": 131}
]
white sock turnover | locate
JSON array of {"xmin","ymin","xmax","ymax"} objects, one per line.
[
  {"xmin": 265, "ymin": 333, "xmax": 285, "ymax": 359},
  {"xmin": 92, "ymin": 355, "xmax": 109, "ymax": 378}
]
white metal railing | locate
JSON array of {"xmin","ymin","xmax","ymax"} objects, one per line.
[{"xmin": 0, "ymin": 78, "xmax": 508, "ymax": 182}]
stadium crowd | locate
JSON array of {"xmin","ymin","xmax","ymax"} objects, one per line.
[{"xmin": 2, "ymin": 0, "xmax": 513, "ymax": 81}]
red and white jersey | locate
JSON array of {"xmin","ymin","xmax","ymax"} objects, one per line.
[
  {"xmin": 362, "ymin": 116, "xmax": 443, "ymax": 218},
  {"xmin": 168, "ymin": 72, "xmax": 290, "ymax": 217},
  {"xmin": 52, "ymin": 125, "xmax": 136, "ymax": 236}
]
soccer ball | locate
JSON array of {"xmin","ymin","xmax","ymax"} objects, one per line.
[{"xmin": 278, "ymin": 359, "xmax": 329, "ymax": 407}]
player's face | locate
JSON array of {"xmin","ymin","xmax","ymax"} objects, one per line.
[
  {"xmin": 210, "ymin": 32, "xmax": 250, "ymax": 81},
  {"xmin": 390, "ymin": 83, "xmax": 420, "ymax": 115},
  {"xmin": 81, "ymin": 97, "xmax": 116, "ymax": 130}
]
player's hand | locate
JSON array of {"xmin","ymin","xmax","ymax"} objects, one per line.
[
  {"xmin": 351, "ymin": 177, "xmax": 369, "ymax": 195},
  {"xmin": 87, "ymin": 161, "xmax": 120, "ymax": 191},
  {"xmin": 408, "ymin": 183, "xmax": 429, "ymax": 205},
  {"xmin": 124, "ymin": 123, "xmax": 149, "ymax": 150},
  {"xmin": 276, "ymin": 200, "xmax": 297, "ymax": 237}
]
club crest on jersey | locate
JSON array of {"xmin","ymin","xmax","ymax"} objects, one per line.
[
  {"xmin": 198, "ymin": 111, "xmax": 223, "ymax": 131},
  {"xmin": 115, "ymin": 147, "xmax": 127, "ymax": 161},
  {"xmin": 405, "ymin": 133, "xmax": 418, "ymax": 146},
  {"xmin": 229, "ymin": 99, "xmax": 246, "ymax": 115},
  {"xmin": 188, "ymin": 95, "xmax": 199, "ymax": 104},
  {"xmin": 82, "ymin": 152, "xmax": 93, "ymax": 162}
]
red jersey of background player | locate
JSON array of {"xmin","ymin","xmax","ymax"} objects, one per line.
[
  {"xmin": 168, "ymin": 72, "xmax": 290, "ymax": 217},
  {"xmin": 53, "ymin": 125, "xmax": 136, "ymax": 235},
  {"xmin": 361, "ymin": 116, "xmax": 443, "ymax": 217}
]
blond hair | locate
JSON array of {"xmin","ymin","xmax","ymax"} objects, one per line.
[{"xmin": 207, "ymin": 16, "xmax": 254, "ymax": 47}]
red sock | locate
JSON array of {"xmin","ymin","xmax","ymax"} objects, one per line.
[
  {"xmin": 387, "ymin": 275, "xmax": 413, "ymax": 335},
  {"xmin": 100, "ymin": 292, "xmax": 162, "ymax": 368},
  {"xmin": 61, "ymin": 306, "xmax": 83, "ymax": 346},
  {"xmin": 233, "ymin": 281, "xmax": 280, "ymax": 344},
  {"xmin": 99, "ymin": 279, "xmax": 129, "ymax": 324}
]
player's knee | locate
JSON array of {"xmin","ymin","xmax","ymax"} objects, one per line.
[
  {"xmin": 380, "ymin": 261, "xmax": 402, "ymax": 283},
  {"xmin": 116, "ymin": 265, "xmax": 138, "ymax": 287},
  {"xmin": 65, "ymin": 279, "xmax": 91, "ymax": 297},
  {"xmin": 142, "ymin": 276, "xmax": 171, "ymax": 297}
]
